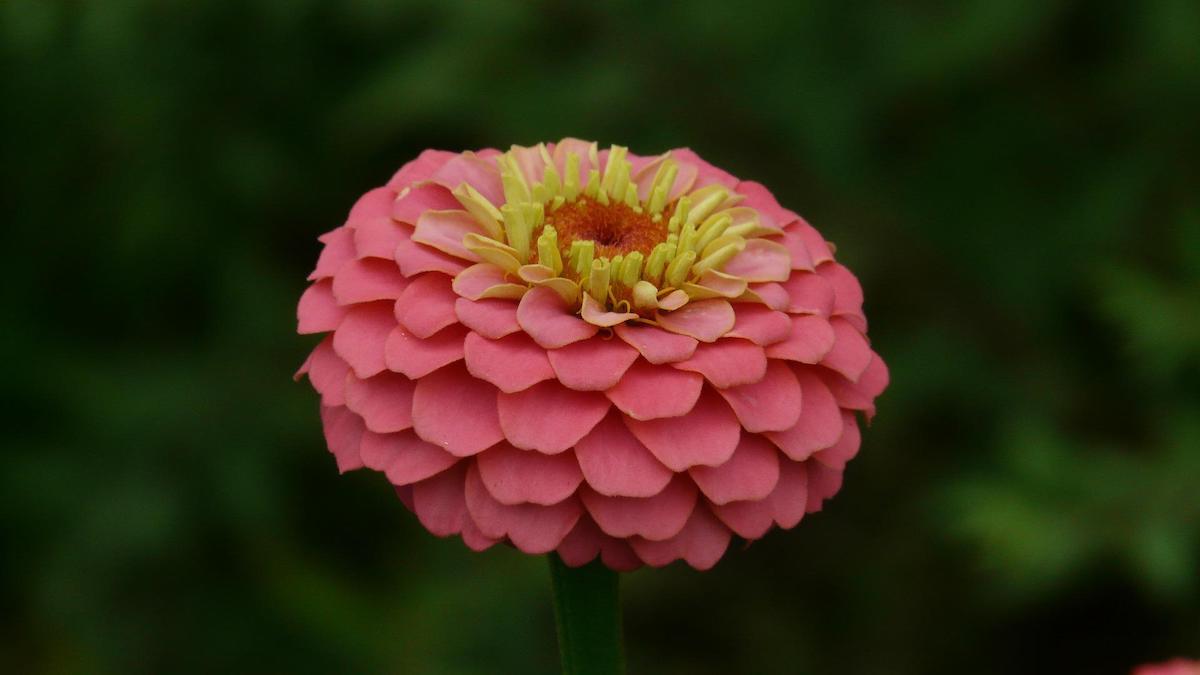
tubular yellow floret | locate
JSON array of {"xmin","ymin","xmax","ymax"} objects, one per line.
[
  {"xmin": 588, "ymin": 257, "xmax": 611, "ymax": 301},
  {"xmin": 600, "ymin": 146, "xmax": 628, "ymax": 196},
  {"xmin": 644, "ymin": 242, "xmax": 674, "ymax": 286},
  {"xmin": 537, "ymin": 225, "xmax": 563, "ymax": 275},
  {"xmin": 668, "ymin": 196, "xmax": 691, "ymax": 233},
  {"xmin": 691, "ymin": 241, "xmax": 741, "ymax": 277},
  {"xmin": 665, "ymin": 249, "xmax": 696, "ymax": 288},
  {"xmin": 620, "ymin": 251, "xmax": 643, "ymax": 288},
  {"xmin": 678, "ymin": 220, "xmax": 699, "ymax": 254},
  {"xmin": 632, "ymin": 280, "xmax": 659, "ymax": 311},
  {"xmin": 569, "ymin": 240, "xmax": 595, "ymax": 278},
  {"xmin": 694, "ymin": 213, "xmax": 733, "ymax": 253},
  {"xmin": 563, "ymin": 153, "xmax": 581, "ymax": 200},
  {"xmin": 501, "ymin": 204, "xmax": 534, "ymax": 263},
  {"xmin": 452, "ymin": 183, "xmax": 504, "ymax": 240}
]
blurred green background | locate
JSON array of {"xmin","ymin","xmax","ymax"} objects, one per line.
[{"xmin": 3, "ymin": 1, "xmax": 1198, "ymax": 673}]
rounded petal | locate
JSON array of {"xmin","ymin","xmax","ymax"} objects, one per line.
[
  {"xmin": 672, "ymin": 338, "xmax": 767, "ymax": 388},
  {"xmin": 789, "ymin": 220, "xmax": 835, "ymax": 266},
  {"xmin": 735, "ymin": 180, "xmax": 797, "ymax": 231},
  {"xmin": 333, "ymin": 258, "xmax": 409, "ymax": 305},
  {"xmin": 813, "ymin": 411, "xmax": 861, "ymax": 470},
  {"xmin": 629, "ymin": 505, "xmax": 731, "ymax": 571},
  {"xmin": 319, "ymin": 405, "xmax": 365, "ymax": 473},
  {"xmin": 392, "ymin": 182, "xmax": 460, "ymax": 225},
  {"xmin": 689, "ymin": 434, "xmax": 780, "ymax": 505},
  {"xmin": 820, "ymin": 353, "xmax": 889, "ymax": 417},
  {"xmin": 770, "ymin": 459, "xmax": 809, "ymax": 527},
  {"xmin": 781, "ymin": 272, "xmax": 835, "ymax": 316},
  {"xmin": 613, "ymin": 323, "xmax": 698, "ymax": 364},
  {"xmin": 581, "ymin": 293, "xmax": 638, "ymax": 326},
  {"xmin": 497, "ymin": 380, "xmax": 609, "ymax": 453},
  {"xmin": 388, "ymin": 149, "xmax": 457, "ymax": 189},
  {"xmin": 309, "ymin": 227, "xmax": 355, "ymax": 280},
  {"xmin": 302, "ymin": 337, "xmax": 351, "ymax": 406},
  {"xmin": 454, "ymin": 297, "xmax": 521, "ymax": 339},
  {"xmin": 394, "ymin": 273, "xmax": 460, "ymax": 339},
  {"xmin": 717, "ymin": 360, "xmax": 803, "ymax": 432},
  {"xmin": 384, "ymin": 324, "xmax": 467, "ymax": 379},
  {"xmin": 345, "ymin": 187, "xmax": 397, "ymax": 226},
  {"xmin": 764, "ymin": 315, "xmax": 836, "ymax": 364},
  {"xmin": 412, "ymin": 462, "xmax": 469, "ymax": 537},
  {"xmin": 353, "ymin": 216, "xmax": 406, "ymax": 260},
  {"xmin": 819, "ymin": 317, "xmax": 873, "ymax": 382},
  {"xmin": 411, "ymin": 362, "xmax": 504, "ymax": 457},
  {"xmin": 464, "ymin": 464, "xmax": 581, "ymax": 554},
  {"xmin": 671, "ymin": 148, "xmax": 739, "ymax": 188},
  {"xmin": 332, "ymin": 301, "xmax": 396, "ymax": 378},
  {"xmin": 606, "ymin": 360, "xmax": 703, "ymax": 420},
  {"xmin": 431, "ymin": 152, "xmax": 505, "ymax": 206},
  {"xmin": 548, "ymin": 335, "xmax": 639, "ymax": 391},
  {"xmin": 580, "ymin": 475, "xmax": 698, "ymax": 541},
  {"xmin": 805, "ymin": 462, "xmax": 843, "ymax": 514},
  {"xmin": 517, "ymin": 286, "xmax": 598, "ymax": 349},
  {"xmin": 574, "ymin": 411, "xmax": 673, "ymax": 498},
  {"xmin": 412, "ymin": 210, "xmax": 485, "ymax": 261},
  {"xmin": 395, "ymin": 239, "xmax": 469, "ymax": 277},
  {"xmin": 624, "ymin": 388, "xmax": 741, "ymax": 470},
  {"xmin": 359, "ymin": 429, "xmax": 459, "ymax": 485},
  {"xmin": 819, "ymin": 262, "xmax": 865, "ymax": 319},
  {"xmin": 745, "ymin": 282, "xmax": 790, "ymax": 311},
  {"xmin": 464, "ymin": 331, "xmax": 554, "ymax": 393},
  {"xmin": 722, "ymin": 238, "xmax": 792, "ymax": 282},
  {"xmin": 452, "ymin": 263, "xmax": 525, "ymax": 301},
  {"xmin": 764, "ymin": 368, "xmax": 842, "ymax": 460},
  {"xmin": 656, "ymin": 299, "xmax": 736, "ymax": 343},
  {"xmin": 727, "ymin": 304, "xmax": 792, "ymax": 345},
  {"xmin": 778, "ymin": 230, "xmax": 816, "ymax": 271},
  {"xmin": 711, "ymin": 498, "xmax": 776, "ymax": 540},
  {"xmin": 344, "ymin": 371, "xmax": 415, "ymax": 433},
  {"xmin": 298, "ymin": 280, "xmax": 346, "ymax": 334},
  {"xmin": 476, "ymin": 443, "xmax": 583, "ymax": 505}
]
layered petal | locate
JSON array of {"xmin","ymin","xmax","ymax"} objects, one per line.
[
  {"xmin": 476, "ymin": 443, "xmax": 583, "ymax": 505},
  {"xmin": 580, "ymin": 475, "xmax": 698, "ymax": 541},
  {"xmin": 463, "ymin": 331, "xmax": 555, "ymax": 393},
  {"xmin": 574, "ymin": 411, "xmax": 673, "ymax": 498},
  {"xmin": 548, "ymin": 335, "xmax": 639, "ymax": 391},
  {"xmin": 717, "ymin": 360, "xmax": 803, "ymax": 433},
  {"xmin": 497, "ymin": 380, "xmax": 610, "ymax": 454},
  {"xmin": 625, "ymin": 388, "xmax": 741, "ymax": 470},
  {"xmin": 689, "ymin": 434, "xmax": 780, "ymax": 505},
  {"xmin": 672, "ymin": 338, "xmax": 768, "ymax": 388},
  {"xmin": 411, "ymin": 362, "xmax": 504, "ymax": 457}
]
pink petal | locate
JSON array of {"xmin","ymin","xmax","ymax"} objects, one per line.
[
  {"xmin": 580, "ymin": 475, "xmax": 698, "ymax": 541},
  {"xmin": 777, "ymin": 230, "xmax": 816, "ymax": 271},
  {"xmin": 552, "ymin": 138, "xmax": 597, "ymax": 179},
  {"xmin": 818, "ymin": 354, "xmax": 889, "ymax": 417},
  {"xmin": 316, "ymin": 401, "xmax": 362, "ymax": 470},
  {"xmin": 624, "ymin": 388, "xmax": 741, "ymax": 470},
  {"xmin": 814, "ymin": 411, "xmax": 861, "ymax": 470},
  {"xmin": 359, "ymin": 429, "xmax": 459, "ymax": 485},
  {"xmin": 818, "ymin": 262, "xmax": 864, "ymax": 318},
  {"xmin": 613, "ymin": 323, "xmax": 698, "ymax": 364},
  {"xmin": 412, "ymin": 210, "xmax": 485, "ymax": 261},
  {"xmin": 556, "ymin": 516, "xmax": 603, "ymax": 567},
  {"xmin": 353, "ymin": 216, "xmax": 407, "ymax": 260},
  {"xmin": 764, "ymin": 314, "xmax": 836, "ymax": 364},
  {"xmin": 770, "ymin": 459, "xmax": 809, "ymax": 527},
  {"xmin": 463, "ymin": 331, "xmax": 555, "ymax": 393},
  {"xmin": 394, "ymin": 273, "xmax": 460, "ymax": 338},
  {"xmin": 344, "ymin": 371, "xmax": 415, "ymax": 433},
  {"xmin": 606, "ymin": 360, "xmax": 703, "ymax": 420},
  {"xmin": 781, "ymin": 271, "xmax": 835, "ymax": 316},
  {"xmin": 302, "ymin": 337, "xmax": 350, "ymax": 406},
  {"xmin": 454, "ymin": 297, "xmax": 521, "ymax": 339},
  {"xmin": 319, "ymin": 404, "xmax": 365, "ymax": 473},
  {"xmin": 391, "ymin": 182, "xmax": 460, "ymax": 225},
  {"xmin": 711, "ymin": 498, "xmax": 775, "ymax": 539},
  {"xmin": 671, "ymin": 338, "xmax": 768, "ymax": 388},
  {"xmin": 581, "ymin": 293, "xmax": 638, "ymax": 327},
  {"xmin": 819, "ymin": 317, "xmax": 872, "ymax": 382},
  {"xmin": 497, "ymin": 380, "xmax": 610, "ymax": 454},
  {"xmin": 689, "ymin": 434, "xmax": 780, "ymax": 505},
  {"xmin": 431, "ymin": 152, "xmax": 505, "ymax": 206},
  {"xmin": 309, "ymin": 227, "xmax": 355, "ymax": 280},
  {"xmin": 601, "ymin": 540, "xmax": 643, "ymax": 571},
  {"xmin": 717, "ymin": 360, "xmax": 803, "ymax": 432},
  {"xmin": 452, "ymin": 263, "xmax": 522, "ymax": 301},
  {"xmin": 735, "ymin": 180, "xmax": 797, "ymax": 231},
  {"xmin": 629, "ymin": 505, "xmax": 731, "ymax": 571},
  {"xmin": 574, "ymin": 411, "xmax": 673, "ymax": 498},
  {"xmin": 394, "ymin": 484, "xmax": 414, "ymax": 511},
  {"xmin": 411, "ymin": 362, "xmax": 504, "ymax": 457},
  {"xmin": 460, "ymin": 514, "xmax": 500, "ymax": 552},
  {"xmin": 656, "ymin": 299, "xmax": 735, "ymax": 343},
  {"xmin": 764, "ymin": 368, "xmax": 843, "ymax": 461},
  {"xmin": 344, "ymin": 187, "xmax": 397, "ymax": 226},
  {"xmin": 727, "ymin": 304, "xmax": 792, "ymax": 345},
  {"xmin": 384, "ymin": 324, "xmax": 467, "ymax": 379},
  {"xmin": 387, "ymin": 149, "xmax": 457, "ymax": 189},
  {"xmin": 476, "ymin": 443, "xmax": 583, "ymax": 505},
  {"xmin": 671, "ymin": 148, "xmax": 739, "ymax": 189},
  {"xmin": 721, "ymin": 238, "xmax": 792, "ymax": 282},
  {"xmin": 297, "ymin": 280, "xmax": 346, "ymax": 334},
  {"xmin": 746, "ymin": 282, "xmax": 790, "ymax": 310},
  {"xmin": 411, "ymin": 462, "xmax": 469, "ymax": 537},
  {"xmin": 464, "ymin": 464, "xmax": 582, "ymax": 554},
  {"xmin": 395, "ymin": 239, "xmax": 469, "ymax": 277},
  {"xmin": 548, "ymin": 335, "xmax": 640, "ymax": 391},
  {"xmin": 805, "ymin": 462, "xmax": 843, "ymax": 514},
  {"xmin": 332, "ymin": 258, "xmax": 409, "ymax": 305},
  {"xmin": 516, "ymin": 286, "xmax": 598, "ymax": 349},
  {"xmin": 332, "ymin": 301, "xmax": 396, "ymax": 378},
  {"xmin": 789, "ymin": 220, "xmax": 835, "ymax": 265}
]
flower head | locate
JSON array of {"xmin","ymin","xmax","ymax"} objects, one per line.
[{"xmin": 296, "ymin": 139, "xmax": 888, "ymax": 570}]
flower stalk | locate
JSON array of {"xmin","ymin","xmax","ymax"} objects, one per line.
[{"xmin": 548, "ymin": 554, "xmax": 625, "ymax": 675}]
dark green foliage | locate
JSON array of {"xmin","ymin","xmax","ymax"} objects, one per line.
[{"xmin": 2, "ymin": 1, "xmax": 1197, "ymax": 673}]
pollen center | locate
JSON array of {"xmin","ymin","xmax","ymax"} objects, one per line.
[{"xmin": 545, "ymin": 197, "xmax": 668, "ymax": 260}]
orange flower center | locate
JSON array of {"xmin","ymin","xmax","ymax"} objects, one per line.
[{"xmin": 545, "ymin": 197, "xmax": 670, "ymax": 260}]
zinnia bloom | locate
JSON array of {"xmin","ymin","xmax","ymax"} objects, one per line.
[
  {"xmin": 296, "ymin": 139, "xmax": 888, "ymax": 570},
  {"xmin": 1134, "ymin": 660, "xmax": 1200, "ymax": 675}
]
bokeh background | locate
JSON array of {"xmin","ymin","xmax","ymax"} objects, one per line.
[{"xmin": 4, "ymin": 1, "xmax": 1199, "ymax": 673}]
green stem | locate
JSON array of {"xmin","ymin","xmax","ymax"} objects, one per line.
[{"xmin": 548, "ymin": 553, "xmax": 625, "ymax": 675}]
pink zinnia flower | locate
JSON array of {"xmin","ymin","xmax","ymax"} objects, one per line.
[
  {"xmin": 1134, "ymin": 659, "xmax": 1200, "ymax": 675},
  {"xmin": 296, "ymin": 139, "xmax": 888, "ymax": 570}
]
